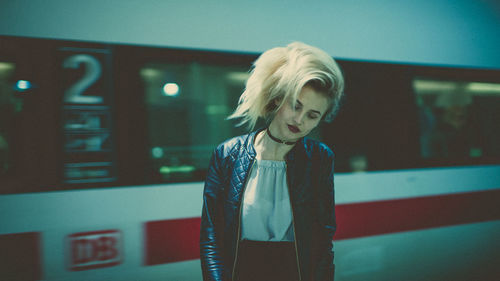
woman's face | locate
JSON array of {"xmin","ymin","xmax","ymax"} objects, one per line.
[{"xmin": 269, "ymin": 85, "xmax": 329, "ymax": 142}]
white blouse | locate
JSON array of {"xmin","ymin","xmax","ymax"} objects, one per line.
[{"xmin": 241, "ymin": 159, "xmax": 294, "ymax": 241}]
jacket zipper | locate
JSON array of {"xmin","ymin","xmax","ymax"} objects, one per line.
[
  {"xmin": 285, "ymin": 162, "xmax": 303, "ymax": 281},
  {"xmin": 231, "ymin": 160, "xmax": 255, "ymax": 281}
]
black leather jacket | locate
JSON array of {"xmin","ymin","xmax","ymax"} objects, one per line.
[{"xmin": 200, "ymin": 128, "xmax": 336, "ymax": 281}]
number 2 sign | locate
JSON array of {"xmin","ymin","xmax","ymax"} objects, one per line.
[
  {"xmin": 63, "ymin": 54, "xmax": 103, "ymax": 104},
  {"xmin": 58, "ymin": 46, "xmax": 117, "ymax": 184}
]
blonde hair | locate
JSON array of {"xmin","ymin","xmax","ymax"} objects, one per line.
[{"xmin": 227, "ymin": 41, "xmax": 344, "ymax": 131}]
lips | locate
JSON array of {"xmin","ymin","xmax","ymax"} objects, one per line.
[{"xmin": 288, "ymin": 125, "xmax": 300, "ymax": 133}]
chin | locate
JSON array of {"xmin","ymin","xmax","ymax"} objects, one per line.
[
  {"xmin": 297, "ymin": 132, "xmax": 307, "ymax": 139},
  {"xmin": 288, "ymin": 129, "xmax": 306, "ymax": 140}
]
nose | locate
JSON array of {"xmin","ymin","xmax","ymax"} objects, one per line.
[{"xmin": 294, "ymin": 112, "xmax": 305, "ymax": 125}]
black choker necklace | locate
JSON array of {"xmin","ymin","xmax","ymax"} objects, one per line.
[{"xmin": 266, "ymin": 128, "xmax": 298, "ymax": 145}]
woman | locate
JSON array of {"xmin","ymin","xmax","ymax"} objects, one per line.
[{"xmin": 200, "ymin": 42, "xmax": 344, "ymax": 281}]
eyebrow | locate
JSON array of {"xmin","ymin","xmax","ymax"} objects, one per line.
[{"xmin": 296, "ymin": 100, "xmax": 322, "ymax": 115}]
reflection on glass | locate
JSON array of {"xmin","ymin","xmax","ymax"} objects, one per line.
[
  {"xmin": 413, "ymin": 79, "xmax": 500, "ymax": 161},
  {"xmin": 141, "ymin": 62, "xmax": 250, "ymax": 182}
]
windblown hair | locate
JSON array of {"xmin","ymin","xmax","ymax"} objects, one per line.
[{"xmin": 227, "ymin": 41, "xmax": 344, "ymax": 131}]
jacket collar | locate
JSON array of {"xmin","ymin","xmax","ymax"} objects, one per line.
[{"xmin": 243, "ymin": 127, "xmax": 263, "ymax": 159}]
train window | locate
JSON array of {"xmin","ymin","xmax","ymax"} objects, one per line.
[
  {"xmin": 0, "ymin": 61, "xmax": 18, "ymax": 177},
  {"xmin": 0, "ymin": 54, "xmax": 47, "ymax": 194},
  {"xmin": 0, "ymin": 37, "xmax": 59, "ymax": 194},
  {"xmin": 413, "ymin": 78, "xmax": 500, "ymax": 165},
  {"xmin": 140, "ymin": 62, "xmax": 249, "ymax": 183},
  {"xmin": 321, "ymin": 62, "xmax": 420, "ymax": 173}
]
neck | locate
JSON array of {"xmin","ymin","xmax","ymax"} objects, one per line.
[
  {"xmin": 253, "ymin": 128, "xmax": 296, "ymax": 161},
  {"xmin": 266, "ymin": 127, "xmax": 297, "ymax": 145}
]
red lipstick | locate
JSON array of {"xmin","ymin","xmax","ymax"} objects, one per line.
[{"xmin": 288, "ymin": 125, "xmax": 300, "ymax": 133}]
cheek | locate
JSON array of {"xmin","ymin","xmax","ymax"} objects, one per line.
[
  {"xmin": 304, "ymin": 119, "xmax": 321, "ymax": 133},
  {"xmin": 271, "ymin": 109, "xmax": 288, "ymax": 126},
  {"xmin": 277, "ymin": 106, "xmax": 293, "ymax": 121}
]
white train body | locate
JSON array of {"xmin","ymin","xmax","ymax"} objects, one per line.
[{"xmin": 2, "ymin": 165, "xmax": 499, "ymax": 281}]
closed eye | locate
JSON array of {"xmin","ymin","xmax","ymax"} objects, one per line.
[{"xmin": 292, "ymin": 100, "xmax": 302, "ymax": 111}]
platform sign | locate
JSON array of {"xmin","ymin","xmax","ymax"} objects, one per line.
[
  {"xmin": 57, "ymin": 47, "xmax": 117, "ymax": 184},
  {"xmin": 66, "ymin": 230, "xmax": 123, "ymax": 271}
]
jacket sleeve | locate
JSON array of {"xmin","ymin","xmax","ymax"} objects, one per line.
[
  {"xmin": 314, "ymin": 150, "xmax": 337, "ymax": 281},
  {"xmin": 200, "ymin": 148, "xmax": 226, "ymax": 281}
]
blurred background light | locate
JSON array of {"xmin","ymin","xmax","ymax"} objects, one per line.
[
  {"xmin": 159, "ymin": 165, "xmax": 195, "ymax": 174},
  {"xmin": 140, "ymin": 68, "xmax": 160, "ymax": 79},
  {"xmin": 226, "ymin": 71, "xmax": 250, "ymax": 83},
  {"xmin": 467, "ymin": 82, "xmax": 500, "ymax": 94},
  {"xmin": 163, "ymin": 83, "xmax": 179, "ymax": 96},
  {"xmin": 0, "ymin": 62, "xmax": 15, "ymax": 73},
  {"xmin": 15, "ymin": 80, "xmax": 32, "ymax": 91},
  {"xmin": 152, "ymin": 147, "xmax": 164, "ymax": 159}
]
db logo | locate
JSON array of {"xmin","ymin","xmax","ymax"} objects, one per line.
[{"xmin": 66, "ymin": 230, "xmax": 123, "ymax": 271}]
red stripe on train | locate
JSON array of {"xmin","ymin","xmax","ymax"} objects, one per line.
[
  {"xmin": 144, "ymin": 217, "xmax": 201, "ymax": 265},
  {"xmin": 144, "ymin": 189, "xmax": 500, "ymax": 265},
  {"xmin": 0, "ymin": 232, "xmax": 42, "ymax": 280},
  {"xmin": 334, "ymin": 189, "xmax": 500, "ymax": 240}
]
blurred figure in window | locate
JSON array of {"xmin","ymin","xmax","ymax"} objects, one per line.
[
  {"xmin": 349, "ymin": 152, "xmax": 368, "ymax": 172},
  {"xmin": 421, "ymin": 87, "xmax": 479, "ymax": 159}
]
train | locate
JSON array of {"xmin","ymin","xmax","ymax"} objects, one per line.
[{"xmin": 0, "ymin": 36, "xmax": 499, "ymax": 281}]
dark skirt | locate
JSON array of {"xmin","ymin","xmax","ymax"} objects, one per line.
[{"xmin": 235, "ymin": 240, "xmax": 300, "ymax": 281}]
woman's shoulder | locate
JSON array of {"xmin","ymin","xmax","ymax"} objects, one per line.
[
  {"xmin": 303, "ymin": 137, "xmax": 335, "ymax": 160},
  {"xmin": 214, "ymin": 132, "xmax": 252, "ymax": 158}
]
